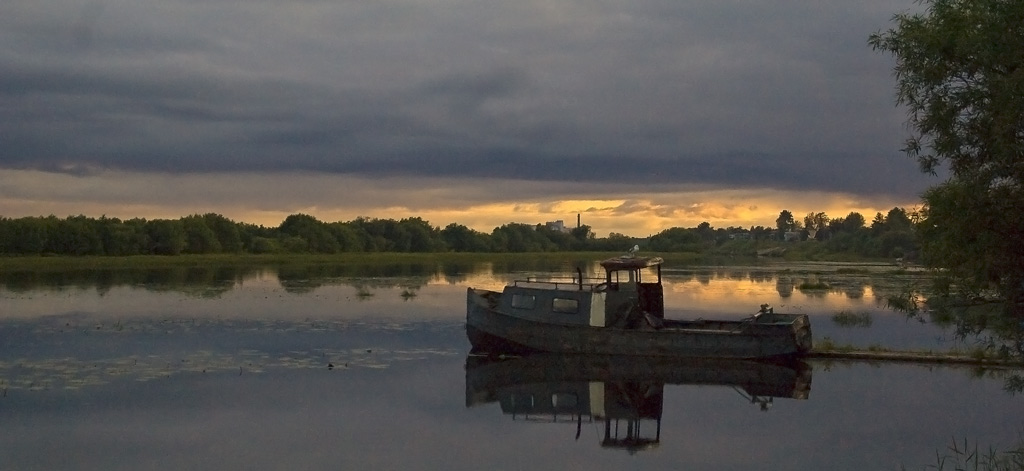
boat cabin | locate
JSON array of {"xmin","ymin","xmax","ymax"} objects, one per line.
[
  {"xmin": 599, "ymin": 256, "xmax": 665, "ymax": 324},
  {"xmin": 495, "ymin": 256, "xmax": 665, "ymax": 329}
]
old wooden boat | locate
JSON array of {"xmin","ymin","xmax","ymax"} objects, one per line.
[{"xmin": 466, "ymin": 255, "xmax": 812, "ymax": 359}]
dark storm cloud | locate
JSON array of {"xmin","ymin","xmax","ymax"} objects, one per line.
[{"xmin": 0, "ymin": 0, "xmax": 927, "ymax": 197}]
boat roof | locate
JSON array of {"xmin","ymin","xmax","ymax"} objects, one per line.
[{"xmin": 599, "ymin": 256, "xmax": 664, "ymax": 271}]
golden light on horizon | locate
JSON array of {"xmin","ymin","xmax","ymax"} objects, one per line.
[{"xmin": 0, "ymin": 169, "xmax": 920, "ymax": 238}]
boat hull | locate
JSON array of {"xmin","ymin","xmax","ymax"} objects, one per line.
[{"xmin": 467, "ymin": 288, "xmax": 812, "ymax": 359}]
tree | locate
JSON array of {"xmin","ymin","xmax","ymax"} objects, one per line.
[
  {"xmin": 182, "ymin": 215, "xmax": 222, "ymax": 254},
  {"xmin": 201, "ymin": 213, "xmax": 242, "ymax": 253},
  {"xmin": 569, "ymin": 224, "xmax": 593, "ymax": 243},
  {"xmin": 884, "ymin": 207, "xmax": 913, "ymax": 232},
  {"xmin": 695, "ymin": 221, "xmax": 714, "ymax": 241},
  {"xmin": 776, "ymin": 210, "xmax": 795, "ymax": 235},
  {"xmin": 870, "ymin": 212, "xmax": 886, "ymax": 235},
  {"xmin": 328, "ymin": 222, "xmax": 365, "ymax": 252},
  {"xmin": 441, "ymin": 223, "xmax": 490, "ymax": 252},
  {"xmin": 648, "ymin": 227, "xmax": 701, "ymax": 252},
  {"xmin": 842, "ymin": 212, "xmax": 866, "ymax": 233},
  {"xmin": 4, "ymin": 217, "xmax": 49, "ymax": 254},
  {"xmin": 803, "ymin": 212, "xmax": 830, "ymax": 240},
  {"xmin": 870, "ymin": 0, "xmax": 1024, "ymax": 310},
  {"xmin": 46, "ymin": 215, "xmax": 103, "ymax": 255},
  {"xmin": 145, "ymin": 219, "xmax": 186, "ymax": 255},
  {"xmin": 279, "ymin": 214, "xmax": 340, "ymax": 253},
  {"xmin": 96, "ymin": 216, "xmax": 143, "ymax": 256},
  {"xmin": 918, "ymin": 179, "xmax": 1024, "ymax": 300},
  {"xmin": 490, "ymin": 223, "xmax": 555, "ymax": 252},
  {"xmin": 398, "ymin": 217, "xmax": 442, "ymax": 252}
]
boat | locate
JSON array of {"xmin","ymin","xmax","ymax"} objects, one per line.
[
  {"xmin": 465, "ymin": 354, "xmax": 811, "ymax": 453},
  {"xmin": 466, "ymin": 255, "xmax": 812, "ymax": 359}
]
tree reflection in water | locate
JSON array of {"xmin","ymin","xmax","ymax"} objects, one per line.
[{"xmin": 888, "ymin": 288, "xmax": 1024, "ymax": 394}]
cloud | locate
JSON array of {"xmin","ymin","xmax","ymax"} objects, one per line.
[
  {"xmin": 0, "ymin": 0, "xmax": 933, "ymax": 232},
  {"xmin": 0, "ymin": 169, "xmax": 923, "ymax": 238}
]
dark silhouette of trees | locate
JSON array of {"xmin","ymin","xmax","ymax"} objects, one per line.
[
  {"xmin": 440, "ymin": 223, "xmax": 490, "ymax": 252},
  {"xmin": 803, "ymin": 212, "xmax": 829, "ymax": 240},
  {"xmin": 202, "ymin": 213, "xmax": 243, "ymax": 253},
  {"xmin": 279, "ymin": 214, "xmax": 340, "ymax": 253},
  {"xmin": 775, "ymin": 210, "xmax": 795, "ymax": 235},
  {"xmin": 0, "ymin": 208, "xmax": 921, "ymax": 258},
  {"xmin": 648, "ymin": 227, "xmax": 702, "ymax": 252},
  {"xmin": 146, "ymin": 219, "xmax": 186, "ymax": 255},
  {"xmin": 871, "ymin": 0, "xmax": 1024, "ymax": 310},
  {"xmin": 182, "ymin": 215, "xmax": 222, "ymax": 254},
  {"xmin": 490, "ymin": 223, "xmax": 556, "ymax": 253}
]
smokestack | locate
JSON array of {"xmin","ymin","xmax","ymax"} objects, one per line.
[{"xmin": 577, "ymin": 213, "xmax": 580, "ymax": 228}]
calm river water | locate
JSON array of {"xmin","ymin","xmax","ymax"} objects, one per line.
[{"xmin": 0, "ymin": 259, "xmax": 1021, "ymax": 470}]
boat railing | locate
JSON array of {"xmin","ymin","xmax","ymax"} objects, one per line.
[{"xmin": 512, "ymin": 276, "xmax": 606, "ymax": 291}]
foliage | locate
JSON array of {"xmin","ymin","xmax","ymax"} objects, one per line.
[
  {"xmin": 831, "ymin": 310, "xmax": 873, "ymax": 328},
  {"xmin": 775, "ymin": 210, "xmax": 795, "ymax": 234},
  {"xmin": 870, "ymin": 0, "xmax": 1024, "ymax": 313},
  {"xmin": 919, "ymin": 179, "xmax": 1024, "ymax": 307},
  {"xmin": 145, "ymin": 219, "xmax": 186, "ymax": 255},
  {"xmin": 803, "ymin": 212, "xmax": 829, "ymax": 240},
  {"xmin": 0, "ymin": 208, "xmax": 921, "ymax": 259},
  {"xmin": 904, "ymin": 437, "xmax": 1024, "ymax": 471},
  {"xmin": 440, "ymin": 223, "xmax": 490, "ymax": 252},
  {"xmin": 490, "ymin": 223, "xmax": 557, "ymax": 252},
  {"xmin": 647, "ymin": 227, "xmax": 702, "ymax": 253}
]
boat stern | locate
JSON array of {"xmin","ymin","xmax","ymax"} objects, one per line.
[{"xmin": 792, "ymin": 314, "xmax": 813, "ymax": 354}]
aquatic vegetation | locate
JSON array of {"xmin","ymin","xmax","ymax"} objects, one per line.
[
  {"xmin": 813, "ymin": 336, "xmax": 855, "ymax": 353},
  {"xmin": 903, "ymin": 437, "xmax": 1024, "ymax": 471},
  {"xmin": 831, "ymin": 310, "xmax": 873, "ymax": 327},
  {"xmin": 355, "ymin": 286, "xmax": 374, "ymax": 299},
  {"xmin": 0, "ymin": 344, "xmax": 460, "ymax": 393}
]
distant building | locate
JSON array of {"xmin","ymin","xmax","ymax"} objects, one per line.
[{"xmin": 545, "ymin": 220, "xmax": 570, "ymax": 233}]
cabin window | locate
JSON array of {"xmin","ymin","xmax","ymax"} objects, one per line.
[
  {"xmin": 552, "ymin": 298, "xmax": 579, "ymax": 314},
  {"xmin": 511, "ymin": 294, "xmax": 536, "ymax": 309},
  {"xmin": 552, "ymin": 393, "xmax": 578, "ymax": 408},
  {"xmin": 510, "ymin": 393, "xmax": 535, "ymax": 408}
]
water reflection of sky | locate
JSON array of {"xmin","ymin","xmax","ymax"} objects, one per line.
[
  {"xmin": 657, "ymin": 267, "xmax": 954, "ymax": 351},
  {"xmin": 0, "ymin": 261, "xmax": 986, "ymax": 351},
  {"xmin": 2, "ymin": 349, "xmax": 1022, "ymax": 470},
  {"xmin": 1, "ymin": 261, "xmax": 1021, "ymax": 470}
]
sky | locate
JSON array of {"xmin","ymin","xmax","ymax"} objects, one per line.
[{"xmin": 1, "ymin": 0, "xmax": 936, "ymax": 237}]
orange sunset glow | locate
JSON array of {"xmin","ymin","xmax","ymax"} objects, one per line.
[{"xmin": 0, "ymin": 169, "xmax": 921, "ymax": 237}]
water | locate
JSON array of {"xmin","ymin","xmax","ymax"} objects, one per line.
[{"xmin": 1, "ymin": 259, "xmax": 1021, "ymax": 470}]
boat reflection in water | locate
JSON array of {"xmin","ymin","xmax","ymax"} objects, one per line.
[{"xmin": 465, "ymin": 355, "xmax": 811, "ymax": 453}]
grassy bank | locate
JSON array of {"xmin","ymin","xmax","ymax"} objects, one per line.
[
  {"xmin": 808, "ymin": 349, "xmax": 1024, "ymax": 368},
  {"xmin": 810, "ymin": 337, "xmax": 1024, "ymax": 368}
]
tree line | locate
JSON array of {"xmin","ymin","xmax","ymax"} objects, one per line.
[{"xmin": 0, "ymin": 209, "xmax": 918, "ymax": 258}]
